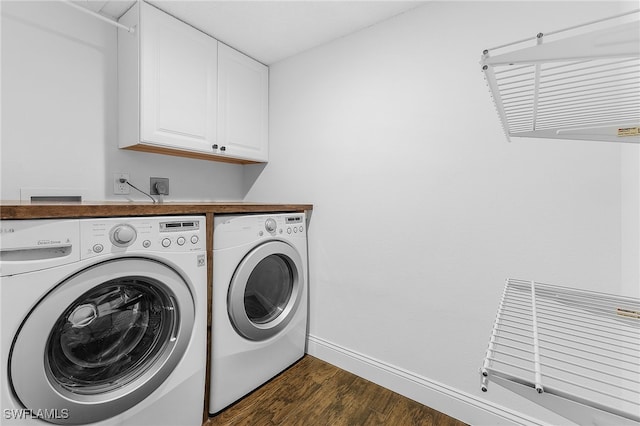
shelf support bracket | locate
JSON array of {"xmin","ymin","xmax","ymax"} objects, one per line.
[
  {"xmin": 530, "ymin": 280, "xmax": 544, "ymax": 394},
  {"xmin": 60, "ymin": 0, "xmax": 136, "ymax": 33},
  {"xmin": 531, "ymin": 34, "xmax": 543, "ymax": 131},
  {"xmin": 480, "ymin": 278, "xmax": 511, "ymax": 391},
  {"xmin": 482, "ymin": 51, "xmax": 512, "ymax": 142}
]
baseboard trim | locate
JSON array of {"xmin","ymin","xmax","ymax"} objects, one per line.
[{"xmin": 306, "ymin": 334, "xmax": 545, "ymax": 426}]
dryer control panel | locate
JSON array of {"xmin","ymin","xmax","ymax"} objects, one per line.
[
  {"xmin": 80, "ymin": 216, "xmax": 205, "ymax": 259},
  {"xmin": 214, "ymin": 213, "xmax": 307, "ymax": 249},
  {"xmin": 257, "ymin": 214, "xmax": 305, "ymax": 237},
  {"xmin": 283, "ymin": 215, "xmax": 305, "ymax": 236}
]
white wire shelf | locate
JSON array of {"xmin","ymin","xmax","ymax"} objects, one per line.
[
  {"xmin": 481, "ymin": 10, "xmax": 640, "ymax": 143},
  {"xmin": 481, "ymin": 278, "xmax": 640, "ymax": 425}
]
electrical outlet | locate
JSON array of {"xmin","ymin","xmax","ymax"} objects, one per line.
[
  {"xmin": 150, "ymin": 177, "xmax": 169, "ymax": 195},
  {"xmin": 114, "ymin": 173, "xmax": 130, "ymax": 194}
]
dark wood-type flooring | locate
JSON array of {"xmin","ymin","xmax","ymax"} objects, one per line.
[{"xmin": 204, "ymin": 355, "xmax": 467, "ymax": 426}]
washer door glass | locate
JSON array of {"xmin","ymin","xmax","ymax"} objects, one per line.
[
  {"xmin": 10, "ymin": 258, "xmax": 195, "ymax": 425},
  {"xmin": 228, "ymin": 241, "xmax": 304, "ymax": 341},
  {"xmin": 47, "ymin": 278, "xmax": 174, "ymax": 394}
]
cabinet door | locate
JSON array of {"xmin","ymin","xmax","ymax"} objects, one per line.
[
  {"xmin": 217, "ymin": 44, "xmax": 268, "ymax": 162},
  {"xmin": 140, "ymin": 2, "xmax": 217, "ymax": 153}
]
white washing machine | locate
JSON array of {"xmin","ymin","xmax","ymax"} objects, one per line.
[
  {"xmin": 0, "ymin": 216, "xmax": 207, "ymax": 425},
  {"xmin": 209, "ymin": 213, "xmax": 308, "ymax": 414}
]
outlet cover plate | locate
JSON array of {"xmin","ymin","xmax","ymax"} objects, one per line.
[{"xmin": 114, "ymin": 173, "xmax": 130, "ymax": 194}]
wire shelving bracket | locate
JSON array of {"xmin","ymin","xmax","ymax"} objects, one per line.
[
  {"xmin": 481, "ymin": 10, "xmax": 640, "ymax": 143},
  {"xmin": 481, "ymin": 278, "xmax": 640, "ymax": 425}
]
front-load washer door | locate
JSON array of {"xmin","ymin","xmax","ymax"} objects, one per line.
[
  {"xmin": 228, "ymin": 241, "xmax": 304, "ymax": 341},
  {"xmin": 9, "ymin": 258, "xmax": 195, "ymax": 425}
]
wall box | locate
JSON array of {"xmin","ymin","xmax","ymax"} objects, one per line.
[{"xmin": 118, "ymin": 1, "xmax": 269, "ymax": 164}]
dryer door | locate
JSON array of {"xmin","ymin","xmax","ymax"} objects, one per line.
[
  {"xmin": 228, "ymin": 241, "xmax": 304, "ymax": 341},
  {"xmin": 9, "ymin": 258, "xmax": 195, "ymax": 425}
]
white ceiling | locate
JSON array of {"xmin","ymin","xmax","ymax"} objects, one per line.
[{"xmin": 72, "ymin": 1, "xmax": 426, "ymax": 64}]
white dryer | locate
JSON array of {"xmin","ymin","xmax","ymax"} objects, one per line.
[
  {"xmin": 209, "ymin": 213, "xmax": 308, "ymax": 414},
  {"xmin": 0, "ymin": 216, "xmax": 207, "ymax": 425}
]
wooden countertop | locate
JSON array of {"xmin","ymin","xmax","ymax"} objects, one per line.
[{"xmin": 0, "ymin": 201, "xmax": 313, "ymax": 219}]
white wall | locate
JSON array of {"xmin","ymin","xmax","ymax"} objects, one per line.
[
  {"xmin": 621, "ymin": 145, "xmax": 640, "ymax": 297},
  {"xmin": 1, "ymin": 1, "xmax": 245, "ymax": 202},
  {"xmin": 244, "ymin": 1, "xmax": 639, "ymax": 424}
]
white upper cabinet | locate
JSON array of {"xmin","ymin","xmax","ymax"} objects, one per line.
[
  {"xmin": 217, "ymin": 44, "xmax": 269, "ymax": 163},
  {"xmin": 118, "ymin": 2, "xmax": 268, "ymax": 164},
  {"xmin": 140, "ymin": 2, "xmax": 217, "ymax": 153}
]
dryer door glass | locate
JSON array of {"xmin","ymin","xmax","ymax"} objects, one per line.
[
  {"xmin": 244, "ymin": 254, "xmax": 293, "ymax": 324},
  {"xmin": 228, "ymin": 241, "xmax": 304, "ymax": 341},
  {"xmin": 46, "ymin": 278, "xmax": 175, "ymax": 394}
]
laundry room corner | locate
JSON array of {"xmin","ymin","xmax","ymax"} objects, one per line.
[{"xmin": 243, "ymin": 1, "xmax": 639, "ymax": 424}]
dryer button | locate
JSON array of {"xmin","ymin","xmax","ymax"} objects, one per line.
[
  {"xmin": 287, "ymin": 227, "xmax": 292, "ymax": 234},
  {"xmin": 143, "ymin": 240, "xmax": 151, "ymax": 248},
  {"xmin": 265, "ymin": 218, "xmax": 277, "ymax": 233},
  {"xmin": 162, "ymin": 238, "xmax": 171, "ymax": 248},
  {"xmin": 293, "ymin": 227, "xmax": 298, "ymax": 233},
  {"xmin": 177, "ymin": 236, "xmax": 186, "ymax": 246},
  {"xmin": 191, "ymin": 235, "xmax": 199, "ymax": 244},
  {"xmin": 92, "ymin": 244, "xmax": 104, "ymax": 253}
]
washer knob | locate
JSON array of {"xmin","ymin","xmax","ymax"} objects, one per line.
[
  {"xmin": 265, "ymin": 218, "xmax": 277, "ymax": 233},
  {"xmin": 111, "ymin": 225, "xmax": 136, "ymax": 247}
]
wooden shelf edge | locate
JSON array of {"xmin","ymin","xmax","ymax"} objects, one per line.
[
  {"xmin": 0, "ymin": 202, "xmax": 313, "ymax": 220},
  {"xmin": 123, "ymin": 144, "xmax": 265, "ymax": 164}
]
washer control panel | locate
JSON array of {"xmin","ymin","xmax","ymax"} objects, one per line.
[
  {"xmin": 0, "ymin": 219, "xmax": 81, "ymax": 277},
  {"xmin": 110, "ymin": 224, "xmax": 137, "ymax": 247},
  {"xmin": 81, "ymin": 216, "xmax": 205, "ymax": 259}
]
